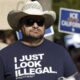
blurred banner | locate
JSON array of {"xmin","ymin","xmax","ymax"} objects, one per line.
[{"xmin": 58, "ymin": 8, "xmax": 80, "ymax": 34}]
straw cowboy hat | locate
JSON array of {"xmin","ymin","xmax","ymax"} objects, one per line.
[{"xmin": 7, "ymin": 1, "xmax": 56, "ymax": 30}]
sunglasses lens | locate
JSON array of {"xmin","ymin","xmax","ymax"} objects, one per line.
[
  {"xmin": 26, "ymin": 19, "xmax": 34, "ymax": 26},
  {"xmin": 19, "ymin": 16, "xmax": 45, "ymax": 27},
  {"xmin": 36, "ymin": 17, "xmax": 45, "ymax": 26}
]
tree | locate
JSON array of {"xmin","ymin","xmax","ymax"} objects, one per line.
[{"xmin": 52, "ymin": 0, "xmax": 80, "ymax": 39}]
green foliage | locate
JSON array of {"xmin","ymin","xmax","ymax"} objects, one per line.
[
  {"xmin": 52, "ymin": 0, "xmax": 80, "ymax": 39},
  {"xmin": 52, "ymin": 0, "xmax": 80, "ymax": 15},
  {"xmin": 52, "ymin": 0, "xmax": 80, "ymax": 18}
]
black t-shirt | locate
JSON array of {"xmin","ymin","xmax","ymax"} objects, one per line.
[{"xmin": 0, "ymin": 39, "xmax": 77, "ymax": 80}]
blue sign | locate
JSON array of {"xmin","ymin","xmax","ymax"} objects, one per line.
[
  {"xmin": 44, "ymin": 26, "xmax": 54, "ymax": 37},
  {"xmin": 58, "ymin": 8, "xmax": 80, "ymax": 34}
]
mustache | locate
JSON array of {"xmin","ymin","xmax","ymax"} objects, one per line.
[{"xmin": 31, "ymin": 28, "xmax": 41, "ymax": 31}]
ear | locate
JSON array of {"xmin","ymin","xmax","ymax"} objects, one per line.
[
  {"xmin": 19, "ymin": 29, "xmax": 21, "ymax": 32},
  {"xmin": 20, "ymin": 25, "xmax": 25, "ymax": 32}
]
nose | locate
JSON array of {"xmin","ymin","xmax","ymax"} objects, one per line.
[{"xmin": 32, "ymin": 22, "xmax": 38, "ymax": 28}]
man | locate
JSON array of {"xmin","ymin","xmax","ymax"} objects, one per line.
[{"xmin": 0, "ymin": 1, "xmax": 78, "ymax": 80}]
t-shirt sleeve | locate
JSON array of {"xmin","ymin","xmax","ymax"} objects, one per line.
[
  {"xmin": 63, "ymin": 48, "xmax": 78, "ymax": 77},
  {"xmin": 0, "ymin": 56, "xmax": 5, "ymax": 80}
]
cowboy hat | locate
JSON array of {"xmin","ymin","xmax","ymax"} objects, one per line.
[{"xmin": 7, "ymin": 1, "xmax": 56, "ymax": 30}]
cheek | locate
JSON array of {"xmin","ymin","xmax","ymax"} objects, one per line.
[
  {"xmin": 41, "ymin": 27, "xmax": 45, "ymax": 33},
  {"xmin": 21, "ymin": 27, "xmax": 30, "ymax": 35}
]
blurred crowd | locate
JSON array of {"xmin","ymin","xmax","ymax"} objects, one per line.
[{"xmin": 54, "ymin": 37, "xmax": 80, "ymax": 73}]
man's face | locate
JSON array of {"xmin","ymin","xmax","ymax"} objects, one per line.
[{"xmin": 20, "ymin": 16, "xmax": 45, "ymax": 39}]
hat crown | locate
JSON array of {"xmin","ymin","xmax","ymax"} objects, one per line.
[
  {"xmin": 22, "ymin": 1, "xmax": 43, "ymax": 12},
  {"xmin": 8, "ymin": 1, "xmax": 56, "ymax": 30}
]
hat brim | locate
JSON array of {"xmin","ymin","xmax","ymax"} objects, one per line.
[{"xmin": 7, "ymin": 10, "xmax": 56, "ymax": 30}]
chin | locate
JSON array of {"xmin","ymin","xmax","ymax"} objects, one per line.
[
  {"xmin": 31, "ymin": 34, "xmax": 43, "ymax": 37},
  {"xmin": 32, "ymin": 35, "xmax": 44, "ymax": 38}
]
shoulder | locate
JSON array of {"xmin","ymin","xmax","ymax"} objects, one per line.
[
  {"xmin": 0, "ymin": 41, "xmax": 21, "ymax": 55},
  {"xmin": 44, "ymin": 39, "xmax": 65, "ymax": 50},
  {"xmin": 44, "ymin": 39, "xmax": 69, "ymax": 56}
]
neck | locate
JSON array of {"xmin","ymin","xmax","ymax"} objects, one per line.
[{"xmin": 22, "ymin": 38, "xmax": 44, "ymax": 47}]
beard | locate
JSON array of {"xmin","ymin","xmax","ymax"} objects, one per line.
[{"xmin": 22, "ymin": 34, "xmax": 44, "ymax": 42}]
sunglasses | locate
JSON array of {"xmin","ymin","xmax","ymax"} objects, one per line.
[{"xmin": 19, "ymin": 16, "xmax": 45, "ymax": 27}]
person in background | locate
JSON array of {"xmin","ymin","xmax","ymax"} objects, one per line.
[
  {"xmin": 73, "ymin": 50, "xmax": 80, "ymax": 73},
  {"xmin": 0, "ymin": 30, "xmax": 8, "ymax": 50},
  {"xmin": 0, "ymin": 29, "xmax": 17, "ymax": 50},
  {"xmin": 4, "ymin": 30, "xmax": 17, "ymax": 45},
  {"xmin": 0, "ymin": 1, "xmax": 79, "ymax": 80}
]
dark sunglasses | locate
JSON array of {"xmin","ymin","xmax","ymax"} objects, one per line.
[{"xmin": 19, "ymin": 16, "xmax": 45, "ymax": 27}]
